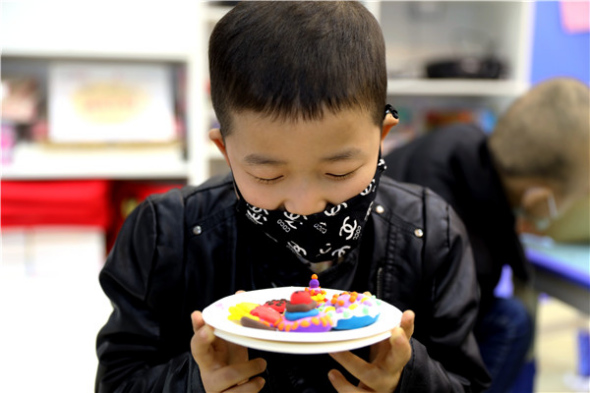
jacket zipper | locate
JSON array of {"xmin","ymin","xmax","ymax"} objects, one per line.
[{"xmin": 376, "ymin": 266, "xmax": 383, "ymax": 299}]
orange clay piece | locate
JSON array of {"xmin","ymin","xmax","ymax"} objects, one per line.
[
  {"xmin": 338, "ymin": 300, "xmax": 345, "ymax": 306},
  {"xmin": 311, "ymin": 274, "xmax": 318, "ymax": 279},
  {"xmin": 311, "ymin": 317, "xmax": 320, "ymax": 325},
  {"xmin": 301, "ymin": 319, "xmax": 310, "ymax": 327}
]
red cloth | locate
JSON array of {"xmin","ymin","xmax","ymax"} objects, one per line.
[{"xmin": 1, "ymin": 180, "xmax": 112, "ymax": 229}]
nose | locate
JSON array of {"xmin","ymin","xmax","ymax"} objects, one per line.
[{"xmin": 283, "ymin": 184, "xmax": 327, "ymax": 216}]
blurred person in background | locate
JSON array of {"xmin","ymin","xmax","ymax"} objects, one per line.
[{"xmin": 384, "ymin": 77, "xmax": 590, "ymax": 393}]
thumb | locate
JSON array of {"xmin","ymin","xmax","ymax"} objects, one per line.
[
  {"xmin": 190, "ymin": 311, "xmax": 217, "ymax": 370},
  {"xmin": 191, "ymin": 311, "xmax": 215, "ymax": 344},
  {"xmin": 192, "ymin": 310, "xmax": 206, "ymax": 333},
  {"xmin": 400, "ymin": 310, "xmax": 415, "ymax": 339}
]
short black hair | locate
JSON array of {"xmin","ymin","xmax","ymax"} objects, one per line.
[{"xmin": 209, "ymin": 1, "xmax": 387, "ymax": 136}]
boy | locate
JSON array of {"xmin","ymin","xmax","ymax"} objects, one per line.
[
  {"xmin": 96, "ymin": 2, "xmax": 490, "ymax": 392},
  {"xmin": 384, "ymin": 77, "xmax": 589, "ymax": 392}
]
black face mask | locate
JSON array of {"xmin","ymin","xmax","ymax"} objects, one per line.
[
  {"xmin": 232, "ymin": 105, "xmax": 396, "ymax": 263},
  {"xmin": 235, "ymin": 156, "xmax": 387, "ymax": 263}
]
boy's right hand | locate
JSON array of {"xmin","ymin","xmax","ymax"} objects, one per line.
[{"xmin": 191, "ymin": 311, "xmax": 267, "ymax": 392}]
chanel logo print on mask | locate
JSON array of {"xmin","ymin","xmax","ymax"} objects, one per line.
[{"xmin": 236, "ymin": 158, "xmax": 387, "ymax": 263}]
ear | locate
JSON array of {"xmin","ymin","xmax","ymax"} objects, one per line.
[
  {"xmin": 521, "ymin": 186, "xmax": 555, "ymax": 219},
  {"xmin": 381, "ymin": 114, "xmax": 399, "ymax": 142},
  {"xmin": 208, "ymin": 128, "xmax": 230, "ymax": 165}
]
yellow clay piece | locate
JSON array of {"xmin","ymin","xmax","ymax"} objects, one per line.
[{"xmin": 228, "ymin": 302, "xmax": 259, "ymax": 321}]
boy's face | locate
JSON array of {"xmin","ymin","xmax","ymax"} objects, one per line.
[{"xmin": 210, "ymin": 109, "xmax": 397, "ymax": 216}]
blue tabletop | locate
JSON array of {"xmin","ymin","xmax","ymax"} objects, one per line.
[{"xmin": 521, "ymin": 234, "xmax": 590, "ymax": 290}]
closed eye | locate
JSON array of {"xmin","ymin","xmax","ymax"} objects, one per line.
[
  {"xmin": 253, "ymin": 175, "xmax": 283, "ymax": 184},
  {"xmin": 326, "ymin": 169, "xmax": 358, "ymax": 180}
]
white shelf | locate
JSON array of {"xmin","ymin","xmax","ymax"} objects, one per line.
[
  {"xmin": 2, "ymin": 143, "xmax": 187, "ymax": 180},
  {"xmin": 1, "ymin": 49, "xmax": 192, "ymax": 62},
  {"xmin": 1, "ymin": 2, "xmax": 200, "ymax": 60},
  {"xmin": 387, "ymin": 79, "xmax": 529, "ymax": 97},
  {"xmin": 0, "ymin": 1, "xmax": 211, "ymax": 185}
]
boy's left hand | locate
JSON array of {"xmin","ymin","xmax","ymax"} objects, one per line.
[{"xmin": 328, "ymin": 310, "xmax": 415, "ymax": 393}]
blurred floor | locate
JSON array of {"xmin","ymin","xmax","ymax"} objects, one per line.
[
  {"xmin": 0, "ymin": 262, "xmax": 587, "ymax": 392},
  {"xmin": 0, "ymin": 270, "xmax": 112, "ymax": 393},
  {"xmin": 535, "ymin": 297, "xmax": 590, "ymax": 393}
]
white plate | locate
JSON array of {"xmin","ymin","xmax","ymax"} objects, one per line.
[
  {"xmin": 214, "ymin": 328, "xmax": 393, "ymax": 354},
  {"xmin": 202, "ymin": 287, "xmax": 402, "ymax": 343}
]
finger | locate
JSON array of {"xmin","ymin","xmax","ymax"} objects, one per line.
[
  {"xmin": 190, "ymin": 312, "xmax": 218, "ymax": 370},
  {"xmin": 329, "ymin": 351, "xmax": 374, "ymax": 387},
  {"xmin": 332, "ymin": 344, "xmax": 401, "ymax": 392},
  {"xmin": 327, "ymin": 369, "xmax": 357, "ymax": 393},
  {"xmin": 400, "ymin": 310, "xmax": 415, "ymax": 339},
  {"xmin": 369, "ymin": 336, "xmax": 391, "ymax": 362},
  {"xmin": 213, "ymin": 358, "xmax": 267, "ymax": 391},
  {"xmin": 227, "ymin": 339, "xmax": 249, "ymax": 365},
  {"xmin": 226, "ymin": 376, "xmax": 266, "ymax": 393},
  {"xmin": 369, "ymin": 310, "xmax": 414, "ymax": 363},
  {"xmin": 235, "ymin": 290, "xmax": 246, "ymax": 294},
  {"xmin": 385, "ymin": 326, "xmax": 412, "ymax": 372}
]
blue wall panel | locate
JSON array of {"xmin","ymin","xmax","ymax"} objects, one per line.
[{"xmin": 531, "ymin": 1, "xmax": 590, "ymax": 84}]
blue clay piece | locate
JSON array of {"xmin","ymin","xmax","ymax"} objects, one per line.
[
  {"xmin": 284, "ymin": 309, "xmax": 319, "ymax": 321},
  {"xmin": 333, "ymin": 314, "xmax": 378, "ymax": 330}
]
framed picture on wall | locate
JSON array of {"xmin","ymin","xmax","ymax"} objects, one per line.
[{"xmin": 48, "ymin": 62, "xmax": 177, "ymax": 144}]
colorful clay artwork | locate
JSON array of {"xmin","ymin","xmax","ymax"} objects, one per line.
[{"xmin": 227, "ymin": 274, "xmax": 382, "ymax": 332}]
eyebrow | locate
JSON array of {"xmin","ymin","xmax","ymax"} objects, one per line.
[
  {"xmin": 243, "ymin": 154, "xmax": 287, "ymax": 166},
  {"xmin": 243, "ymin": 148, "xmax": 363, "ymax": 166},
  {"xmin": 321, "ymin": 148, "xmax": 363, "ymax": 162}
]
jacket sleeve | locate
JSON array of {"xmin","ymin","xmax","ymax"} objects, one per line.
[
  {"xmin": 95, "ymin": 196, "xmax": 206, "ymax": 393},
  {"xmin": 399, "ymin": 190, "xmax": 491, "ymax": 392}
]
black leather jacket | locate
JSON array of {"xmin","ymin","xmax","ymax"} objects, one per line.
[
  {"xmin": 96, "ymin": 174, "xmax": 491, "ymax": 393},
  {"xmin": 384, "ymin": 124, "xmax": 530, "ymax": 314}
]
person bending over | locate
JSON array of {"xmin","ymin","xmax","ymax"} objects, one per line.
[{"xmin": 384, "ymin": 77, "xmax": 589, "ymax": 393}]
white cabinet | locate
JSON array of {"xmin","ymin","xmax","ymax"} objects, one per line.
[
  {"xmin": 378, "ymin": 2, "xmax": 532, "ymax": 85},
  {"xmin": 373, "ymin": 1, "xmax": 533, "ymax": 147},
  {"xmin": 1, "ymin": 1, "xmax": 210, "ymax": 185}
]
